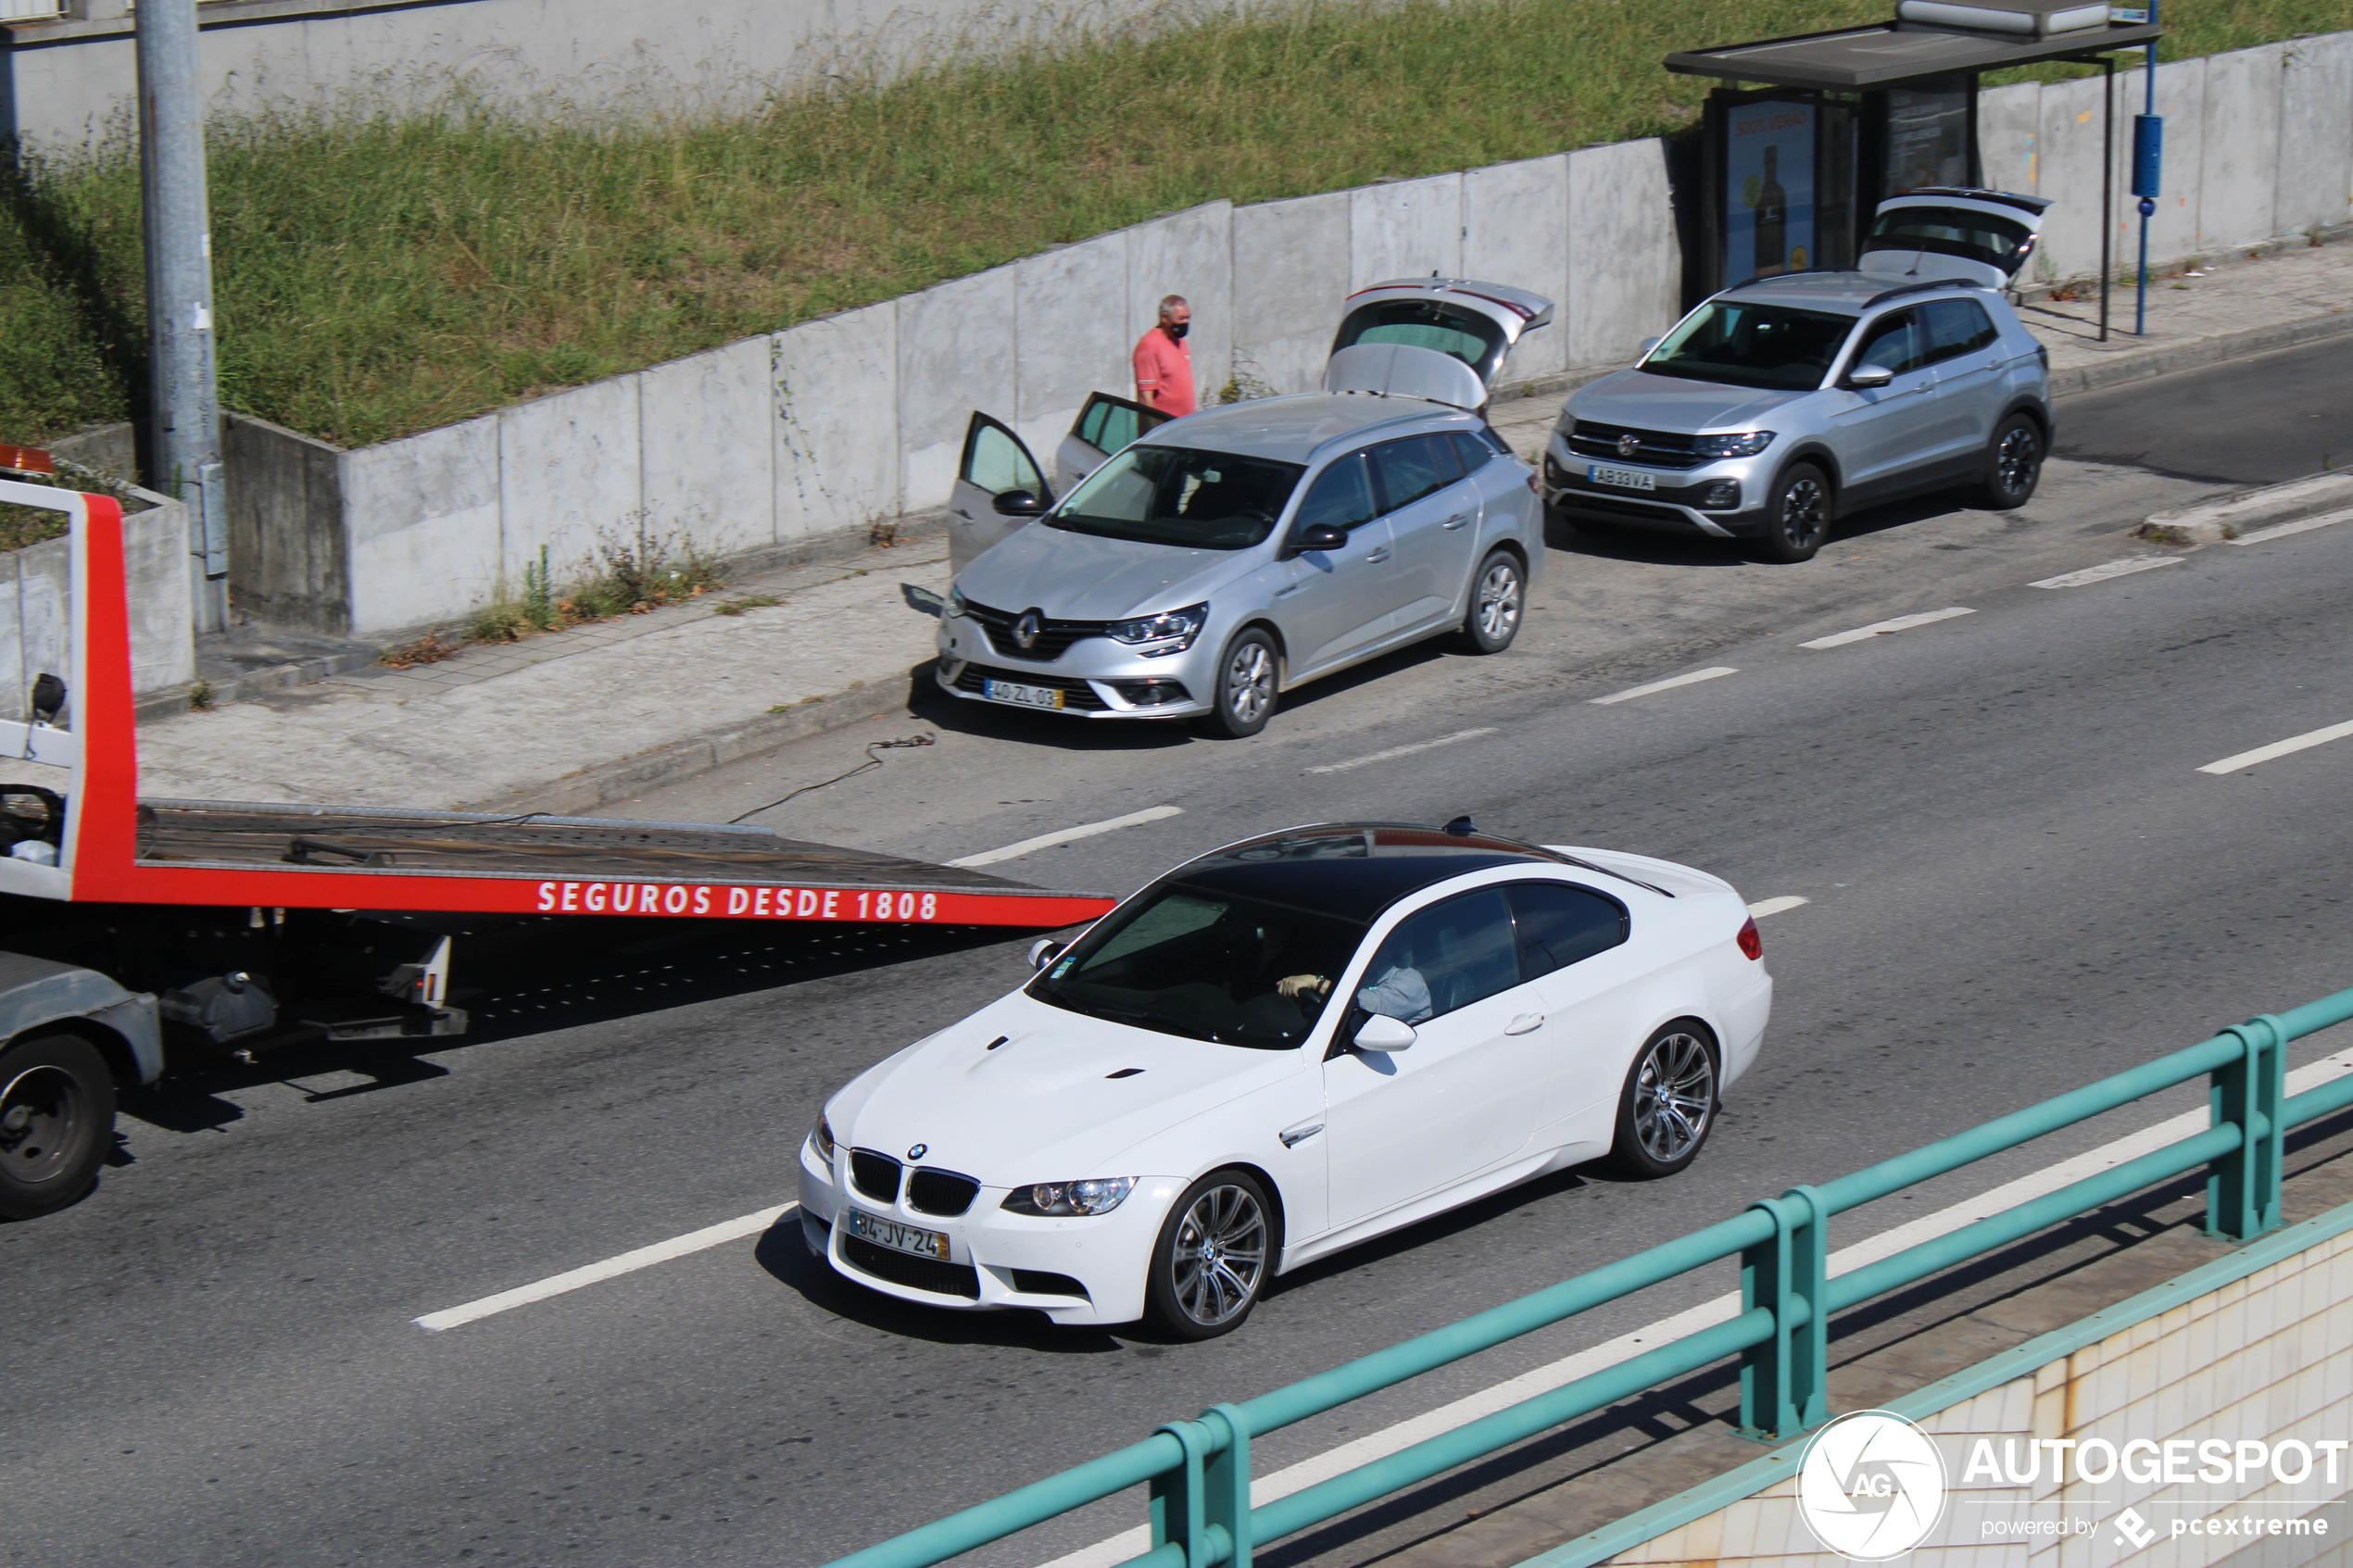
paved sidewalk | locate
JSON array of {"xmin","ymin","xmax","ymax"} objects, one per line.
[{"xmin": 135, "ymin": 241, "xmax": 2353, "ymax": 816}]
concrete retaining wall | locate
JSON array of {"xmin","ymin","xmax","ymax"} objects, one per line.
[
  {"xmin": 0, "ymin": 486, "xmax": 193, "ymax": 718},
  {"xmin": 151, "ymin": 29, "xmax": 2351, "ymax": 645}
]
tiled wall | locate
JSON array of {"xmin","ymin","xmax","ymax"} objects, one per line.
[{"xmin": 1606, "ymin": 1223, "xmax": 2353, "ymax": 1568}]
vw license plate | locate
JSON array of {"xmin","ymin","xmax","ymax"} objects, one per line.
[
  {"xmin": 845, "ymin": 1209, "xmax": 950, "ymax": 1261},
  {"xmin": 984, "ymin": 679, "xmax": 1064, "ymax": 710},
  {"xmin": 1588, "ymin": 464, "xmax": 1656, "ymax": 491}
]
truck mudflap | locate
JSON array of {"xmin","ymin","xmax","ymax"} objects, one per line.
[{"xmin": 0, "ymin": 476, "xmax": 1117, "ymax": 934}]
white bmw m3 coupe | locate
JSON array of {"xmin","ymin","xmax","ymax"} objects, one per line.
[{"xmin": 798, "ymin": 821, "xmax": 1773, "ymax": 1338}]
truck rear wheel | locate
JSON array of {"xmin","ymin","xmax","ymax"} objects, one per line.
[{"xmin": 0, "ymin": 1034, "xmax": 115, "ymax": 1220}]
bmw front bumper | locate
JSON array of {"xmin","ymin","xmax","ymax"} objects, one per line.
[{"xmin": 798, "ymin": 1135, "xmax": 1179, "ymax": 1325}]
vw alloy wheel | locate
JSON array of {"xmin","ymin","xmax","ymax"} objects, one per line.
[{"xmin": 1769, "ymin": 470, "xmax": 1830, "ymax": 562}]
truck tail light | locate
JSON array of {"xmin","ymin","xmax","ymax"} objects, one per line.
[{"xmin": 1736, "ymin": 916, "xmax": 1762, "ymax": 960}]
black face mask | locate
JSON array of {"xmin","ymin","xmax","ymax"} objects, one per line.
[{"xmin": 1166, "ymin": 321, "xmax": 1189, "ymax": 341}]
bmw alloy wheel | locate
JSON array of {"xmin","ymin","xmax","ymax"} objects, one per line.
[
  {"xmin": 1631, "ymin": 1030, "xmax": 1717, "ymax": 1165},
  {"xmin": 1170, "ymin": 1183, "xmax": 1268, "ymax": 1328}
]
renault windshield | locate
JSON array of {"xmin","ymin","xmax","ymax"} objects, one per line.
[{"xmin": 1048, "ymin": 445, "xmax": 1305, "ymax": 550}]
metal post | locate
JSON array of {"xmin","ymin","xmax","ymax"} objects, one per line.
[
  {"xmin": 135, "ymin": 0, "xmax": 229, "ymax": 633},
  {"xmin": 2208, "ymin": 1014, "xmax": 2286, "ymax": 1242},
  {"xmin": 1739, "ymin": 1185, "xmax": 1830, "ymax": 1440},
  {"xmin": 1150, "ymin": 1409, "xmax": 1250, "ymax": 1568},
  {"xmin": 2137, "ymin": 4, "xmax": 2158, "ymax": 334},
  {"xmin": 2098, "ymin": 54, "xmax": 2114, "ymax": 344}
]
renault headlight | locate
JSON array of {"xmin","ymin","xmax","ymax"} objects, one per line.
[
  {"xmin": 947, "ymin": 586, "xmax": 969, "ymax": 619},
  {"xmin": 1693, "ymin": 432, "xmax": 1776, "ymax": 458},
  {"xmin": 1105, "ymin": 603, "xmax": 1208, "ymax": 658},
  {"xmin": 811, "ymin": 1113, "xmax": 837, "ymax": 1163},
  {"xmin": 1002, "ymin": 1176, "xmax": 1136, "ymax": 1216}
]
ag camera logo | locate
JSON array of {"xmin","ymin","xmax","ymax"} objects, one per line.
[{"xmin": 1797, "ymin": 1411, "xmax": 1948, "ymax": 1561}]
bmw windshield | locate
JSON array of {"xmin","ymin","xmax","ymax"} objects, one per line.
[
  {"xmin": 1642, "ymin": 300, "xmax": 1856, "ymax": 392},
  {"xmin": 1029, "ymin": 881, "xmax": 1365, "ymax": 1049},
  {"xmin": 1049, "ymin": 445, "xmax": 1306, "ymax": 551}
]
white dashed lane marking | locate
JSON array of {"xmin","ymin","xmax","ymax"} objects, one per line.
[
  {"xmin": 946, "ymin": 805, "xmax": 1184, "ymax": 868},
  {"xmin": 2030, "ymin": 558, "xmax": 2184, "ymax": 589},
  {"xmin": 2197, "ymin": 720, "xmax": 2353, "ymax": 775},
  {"xmin": 1306, "ymin": 728, "xmax": 1498, "ymax": 775},
  {"xmin": 1799, "ymin": 608, "xmax": 1976, "ymax": 649},
  {"xmin": 1589, "ymin": 668, "xmax": 1740, "ymax": 706},
  {"xmin": 416, "ymin": 1204, "xmax": 797, "ymax": 1332},
  {"xmin": 1744, "ymin": 896, "xmax": 1810, "ymax": 919}
]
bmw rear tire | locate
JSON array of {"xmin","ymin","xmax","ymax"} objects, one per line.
[
  {"xmin": 1203, "ymin": 628, "xmax": 1278, "ymax": 739},
  {"xmin": 1144, "ymin": 1169, "xmax": 1276, "ymax": 1339},
  {"xmin": 1757, "ymin": 462, "xmax": 1831, "ymax": 564},
  {"xmin": 1607, "ymin": 1022, "xmax": 1720, "ymax": 1179}
]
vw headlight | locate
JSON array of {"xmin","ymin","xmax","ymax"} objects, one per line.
[
  {"xmin": 1693, "ymin": 432, "xmax": 1776, "ymax": 458},
  {"xmin": 1105, "ymin": 603, "xmax": 1208, "ymax": 658},
  {"xmin": 1002, "ymin": 1176, "xmax": 1136, "ymax": 1216},
  {"xmin": 811, "ymin": 1113, "xmax": 837, "ymax": 1163}
]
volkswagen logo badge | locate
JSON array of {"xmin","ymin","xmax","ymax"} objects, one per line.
[
  {"xmin": 906, "ymin": 1143, "xmax": 928, "ymax": 1161},
  {"xmin": 1616, "ymin": 433, "xmax": 1641, "ymax": 459},
  {"xmin": 1012, "ymin": 610, "xmax": 1043, "ymax": 652}
]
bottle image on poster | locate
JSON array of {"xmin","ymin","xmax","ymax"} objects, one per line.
[{"xmin": 1725, "ymin": 100, "xmax": 1816, "ymax": 282}]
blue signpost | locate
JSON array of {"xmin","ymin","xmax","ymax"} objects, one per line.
[{"xmin": 2122, "ymin": 1, "xmax": 2164, "ymax": 333}]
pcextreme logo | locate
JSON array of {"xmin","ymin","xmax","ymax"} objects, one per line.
[{"xmin": 1796, "ymin": 1411, "xmax": 1949, "ymax": 1561}]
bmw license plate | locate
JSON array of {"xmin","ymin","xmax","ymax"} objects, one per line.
[
  {"xmin": 1588, "ymin": 464, "xmax": 1656, "ymax": 491},
  {"xmin": 984, "ymin": 679, "xmax": 1064, "ymax": 710},
  {"xmin": 845, "ymin": 1209, "xmax": 950, "ymax": 1260}
]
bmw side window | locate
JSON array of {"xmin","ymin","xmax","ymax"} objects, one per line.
[
  {"xmin": 1506, "ymin": 883, "xmax": 1629, "ymax": 982},
  {"xmin": 1370, "ymin": 434, "xmax": 1464, "ymax": 514},
  {"xmin": 1357, "ymin": 888, "xmax": 1517, "ymax": 1025},
  {"xmin": 1294, "ymin": 451, "xmax": 1379, "ymax": 533},
  {"xmin": 1920, "ymin": 299, "xmax": 1997, "ymax": 366},
  {"xmin": 1852, "ymin": 310, "xmax": 1923, "ymax": 377}
]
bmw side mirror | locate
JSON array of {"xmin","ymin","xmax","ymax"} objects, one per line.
[
  {"xmin": 1026, "ymin": 938, "xmax": 1066, "ymax": 971},
  {"xmin": 1287, "ymin": 522, "xmax": 1349, "ymax": 558},
  {"xmin": 1353, "ymin": 1014, "xmax": 1416, "ymax": 1053},
  {"xmin": 1846, "ymin": 364, "xmax": 1894, "ymax": 390},
  {"xmin": 993, "ymin": 489, "xmax": 1050, "ymax": 518}
]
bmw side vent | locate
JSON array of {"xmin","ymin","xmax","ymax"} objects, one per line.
[
  {"xmin": 906, "ymin": 1168, "xmax": 981, "ymax": 1216},
  {"xmin": 849, "ymin": 1148, "xmax": 904, "ymax": 1202},
  {"xmin": 1105, "ymin": 1068, "xmax": 1145, "ymax": 1079}
]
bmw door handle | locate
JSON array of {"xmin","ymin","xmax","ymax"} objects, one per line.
[
  {"xmin": 1441, "ymin": 513, "xmax": 1471, "ymax": 530},
  {"xmin": 1365, "ymin": 549, "xmax": 1392, "ymax": 563},
  {"xmin": 1504, "ymin": 1013, "xmax": 1544, "ymax": 1035}
]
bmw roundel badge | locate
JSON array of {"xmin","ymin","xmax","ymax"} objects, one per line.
[{"xmin": 907, "ymin": 1143, "xmax": 928, "ymax": 1160}]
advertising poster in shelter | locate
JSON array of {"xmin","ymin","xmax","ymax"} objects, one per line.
[
  {"xmin": 1724, "ymin": 100, "xmax": 1817, "ymax": 282},
  {"xmin": 1885, "ymin": 82, "xmax": 1972, "ymax": 193}
]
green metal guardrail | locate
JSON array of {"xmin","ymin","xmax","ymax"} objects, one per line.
[{"xmin": 827, "ymin": 985, "xmax": 2353, "ymax": 1568}]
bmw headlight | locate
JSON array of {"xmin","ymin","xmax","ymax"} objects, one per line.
[
  {"xmin": 1693, "ymin": 432, "xmax": 1776, "ymax": 458},
  {"xmin": 1002, "ymin": 1176, "xmax": 1136, "ymax": 1216},
  {"xmin": 811, "ymin": 1113, "xmax": 837, "ymax": 1163},
  {"xmin": 1105, "ymin": 603, "xmax": 1208, "ymax": 658}
]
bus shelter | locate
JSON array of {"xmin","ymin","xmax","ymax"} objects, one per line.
[{"xmin": 1665, "ymin": 4, "xmax": 2161, "ymax": 335}]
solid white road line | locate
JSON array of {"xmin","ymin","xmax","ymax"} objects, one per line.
[
  {"xmin": 2229, "ymin": 506, "xmax": 2353, "ymax": 546},
  {"xmin": 947, "ymin": 806, "xmax": 1185, "ymax": 868},
  {"xmin": 1744, "ymin": 896, "xmax": 1810, "ymax": 919},
  {"xmin": 1031, "ymin": 1042, "xmax": 2353, "ymax": 1568},
  {"xmin": 2030, "ymin": 558, "xmax": 2184, "ymax": 590},
  {"xmin": 2197, "ymin": 719, "xmax": 2353, "ymax": 776},
  {"xmin": 1589, "ymin": 668, "xmax": 1740, "ymax": 707},
  {"xmin": 1799, "ymin": 608, "xmax": 1976, "ymax": 650},
  {"xmin": 1307, "ymin": 728, "xmax": 1498, "ymax": 775},
  {"xmin": 415, "ymin": 1203, "xmax": 796, "ymax": 1332}
]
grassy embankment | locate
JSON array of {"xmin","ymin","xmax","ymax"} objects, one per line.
[{"xmin": 1, "ymin": 0, "xmax": 2347, "ymax": 455}]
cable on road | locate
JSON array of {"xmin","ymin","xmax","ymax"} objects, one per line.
[{"xmin": 728, "ymin": 734, "xmax": 937, "ymax": 822}]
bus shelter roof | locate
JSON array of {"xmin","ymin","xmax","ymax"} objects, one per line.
[{"xmin": 1664, "ymin": 19, "xmax": 2160, "ymax": 91}]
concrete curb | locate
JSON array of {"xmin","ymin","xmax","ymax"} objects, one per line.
[
  {"xmin": 134, "ymin": 646, "xmax": 383, "ymax": 722},
  {"xmin": 468, "ymin": 662, "xmax": 936, "ymax": 816},
  {"xmin": 2044, "ymin": 303, "xmax": 2353, "ymax": 399},
  {"xmin": 2138, "ymin": 470, "xmax": 2353, "ymax": 545}
]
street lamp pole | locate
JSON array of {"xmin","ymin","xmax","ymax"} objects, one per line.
[{"xmin": 135, "ymin": 0, "xmax": 229, "ymax": 634}]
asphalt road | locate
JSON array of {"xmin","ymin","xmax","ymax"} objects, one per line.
[{"xmin": 7, "ymin": 338, "xmax": 2353, "ymax": 1568}]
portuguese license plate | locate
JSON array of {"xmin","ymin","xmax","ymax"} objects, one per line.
[
  {"xmin": 984, "ymin": 679, "xmax": 1064, "ymax": 710},
  {"xmin": 1588, "ymin": 464, "xmax": 1656, "ymax": 491},
  {"xmin": 845, "ymin": 1208, "xmax": 950, "ymax": 1260}
]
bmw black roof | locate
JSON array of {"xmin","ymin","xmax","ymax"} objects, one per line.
[{"xmin": 1163, "ymin": 822, "xmax": 1571, "ymax": 924}]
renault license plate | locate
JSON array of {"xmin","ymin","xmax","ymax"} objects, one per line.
[
  {"xmin": 845, "ymin": 1209, "xmax": 950, "ymax": 1260},
  {"xmin": 984, "ymin": 679, "xmax": 1064, "ymax": 710},
  {"xmin": 1588, "ymin": 464, "xmax": 1655, "ymax": 491}
]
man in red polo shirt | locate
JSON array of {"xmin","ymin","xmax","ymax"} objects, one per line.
[{"xmin": 1132, "ymin": 295, "xmax": 1196, "ymax": 418}]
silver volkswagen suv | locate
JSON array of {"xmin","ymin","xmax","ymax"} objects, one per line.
[{"xmin": 1545, "ymin": 239, "xmax": 2052, "ymax": 563}]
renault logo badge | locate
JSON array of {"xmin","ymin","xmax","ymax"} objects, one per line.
[
  {"xmin": 1012, "ymin": 610, "xmax": 1042, "ymax": 652},
  {"xmin": 1616, "ymin": 433, "xmax": 1641, "ymax": 459},
  {"xmin": 906, "ymin": 1143, "xmax": 928, "ymax": 1161}
]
